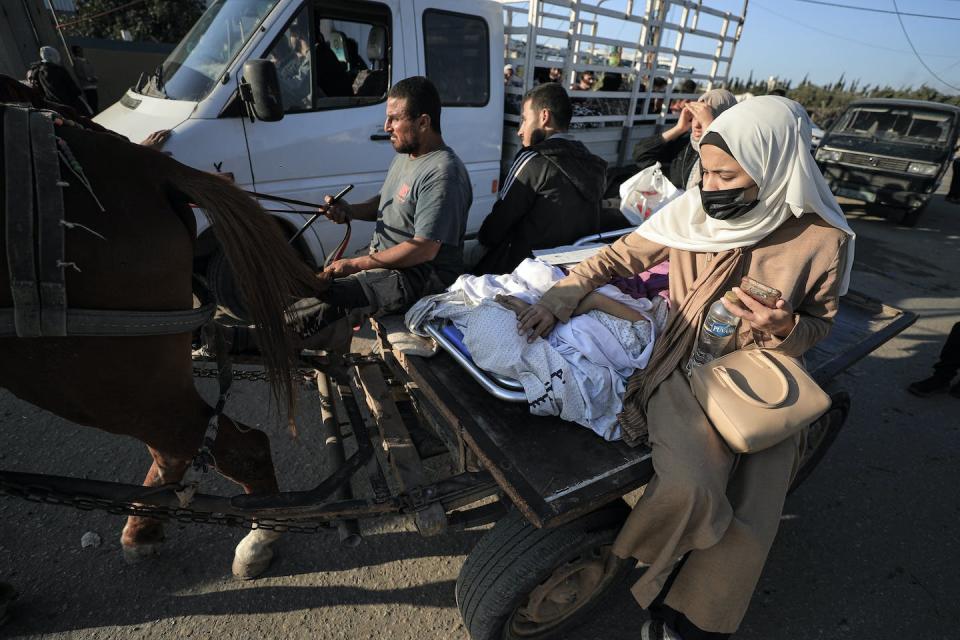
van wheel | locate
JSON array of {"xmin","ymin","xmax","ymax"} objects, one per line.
[
  {"xmin": 456, "ymin": 505, "xmax": 633, "ymax": 640},
  {"xmin": 789, "ymin": 392, "xmax": 850, "ymax": 494},
  {"xmin": 899, "ymin": 203, "xmax": 926, "ymax": 227},
  {"xmin": 205, "ymin": 250, "xmax": 250, "ymax": 322}
]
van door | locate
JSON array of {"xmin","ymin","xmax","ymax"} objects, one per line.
[
  {"xmin": 411, "ymin": 0, "xmax": 504, "ymax": 235},
  {"xmin": 243, "ymin": 0, "xmax": 402, "ymax": 256}
]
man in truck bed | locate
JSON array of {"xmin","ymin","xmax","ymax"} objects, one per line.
[
  {"xmin": 471, "ymin": 83, "xmax": 607, "ymax": 275},
  {"xmin": 295, "ymin": 76, "xmax": 472, "ymax": 345}
]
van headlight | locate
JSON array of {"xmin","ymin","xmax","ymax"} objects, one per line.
[
  {"xmin": 815, "ymin": 148, "xmax": 841, "ymax": 162},
  {"xmin": 906, "ymin": 162, "xmax": 938, "ymax": 176}
]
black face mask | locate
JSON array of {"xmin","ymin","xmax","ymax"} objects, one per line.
[{"xmin": 700, "ymin": 185, "xmax": 760, "ymax": 220}]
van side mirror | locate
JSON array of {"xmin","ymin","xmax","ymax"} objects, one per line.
[{"xmin": 238, "ymin": 59, "xmax": 284, "ymax": 122}]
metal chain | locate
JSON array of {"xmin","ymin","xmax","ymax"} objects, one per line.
[
  {"xmin": 0, "ymin": 478, "xmax": 333, "ymax": 534},
  {"xmin": 3, "ymin": 353, "xmax": 400, "ymax": 533},
  {"xmin": 191, "ymin": 354, "xmax": 381, "ymax": 385},
  {"xmin": 191, "ymin": 366, "xmax": 317, "ymax": 384}
]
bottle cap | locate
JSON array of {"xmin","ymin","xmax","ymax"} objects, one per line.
[{"xmin": 724, "ymin": 290, "xmax": 746, "ymax": 309}]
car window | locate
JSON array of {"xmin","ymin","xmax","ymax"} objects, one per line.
[
  {"xmin": 265, "ymin": 0, "xmax": 391, "ymax": 113},
  {"xmin": 423, "ymin": 10, "xmax": 489, "ymax": 107},
  {"xmin": 267, "ymin": 7, "xmax": 313, "ymax": 113},
  {"xmin": 838, "ymin": 107, "xmax": 953, "ymax": 144}
]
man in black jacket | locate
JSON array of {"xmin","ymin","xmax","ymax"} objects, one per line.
[{"xmin": 473, "ymin": 83, "xmax": 607, "ymax": 275}]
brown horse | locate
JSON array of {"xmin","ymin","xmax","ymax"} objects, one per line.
[{"xmin": 0, "ymin": 77, "xmax": 328, "ymax": 578}]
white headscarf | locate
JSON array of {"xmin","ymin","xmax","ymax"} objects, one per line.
[
  {"xmin": 39, "ymin": 46, "xmax": 61, "ymax": 65},
  {"xmin": 636, "ymin": 96, "xmax": 856, "ymax": 294}
]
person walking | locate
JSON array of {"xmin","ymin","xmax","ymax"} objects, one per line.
[{"xmin": 907, "ymin": 321, "xmax": 960, "ymax": 397}]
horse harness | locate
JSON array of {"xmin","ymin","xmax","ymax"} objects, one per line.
[
  {"xmin": 2, "ymin": 103, "xmax": 222, "ymax": 487},
  {"xmin": 1, "ymin": 104, "xmax": 216, "ymax": 339},
  {"xmin": 2, "ymin": 103, "xmax": 351, "ymax": 488}
]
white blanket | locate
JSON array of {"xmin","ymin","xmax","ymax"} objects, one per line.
[{"xmin": 405, "ymin": 259, "xmax": 664, "ymax": 441}]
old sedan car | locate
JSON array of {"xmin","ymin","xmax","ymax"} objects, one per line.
[{"xmin": 815, "ymin": 98, "xmax": 960, "ymax": 226}]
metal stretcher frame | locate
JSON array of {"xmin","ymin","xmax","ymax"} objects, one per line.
[{"xmin": 423, "ymin": 321, "xmax": 528, "ymax": 403}]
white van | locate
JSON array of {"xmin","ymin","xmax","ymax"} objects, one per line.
[
  {"xmin": 96, "ymin": 0, "xmax": 745, "ymax": 274},
  {"xmin": 97, "ymin": 0, "xmax": 504, "ymax": 267}
]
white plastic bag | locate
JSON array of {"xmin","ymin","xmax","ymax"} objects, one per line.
[{"xmin": 618, "ymin": 162, "xmax": 681, "ymax": 225}]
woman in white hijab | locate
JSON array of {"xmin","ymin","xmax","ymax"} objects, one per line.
[
  {"xmin": 633, "ymin": 88, "xmax": 740, "ymax": 190},
  {"xmin": 513, "ymin": 96, "xmax": 855, "ymax": 639}
]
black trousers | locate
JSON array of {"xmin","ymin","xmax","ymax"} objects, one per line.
[
  {"xmin": 290, "ymin": 276, "xmax": 371, "ymax": 340},
  {"xmin": 226, "ymin": 277, "xmax": 371, "ymax": 354},
  {"xmin": 648, "ymin": 555, "xmax": 731, "ymax": 640},
  {"xmin": 933, "ymin": 321, "xmax": 960, "ymax": 380}
]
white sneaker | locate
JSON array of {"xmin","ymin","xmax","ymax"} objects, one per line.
[{"xmin": 641, "ymin": 619, "xmax": 683, "ymax": 640}]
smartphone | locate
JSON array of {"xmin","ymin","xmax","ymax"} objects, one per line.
[{"xmin": 740, "ymin": 276, "xmax": 781, "ymax": 308}]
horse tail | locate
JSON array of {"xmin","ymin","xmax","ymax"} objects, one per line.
[{"xmin": 170, "ymin": 167, "xmax": 327, "ymax": 416}]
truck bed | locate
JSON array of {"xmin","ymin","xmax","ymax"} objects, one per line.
[{"xmin": 381, "ymin": 292, "xmax": 915, "ymax": 529}]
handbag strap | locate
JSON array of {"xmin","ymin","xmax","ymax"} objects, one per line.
[{"xmin": 713, "ymin": 350, "xmax": 790, "ymax": 408}]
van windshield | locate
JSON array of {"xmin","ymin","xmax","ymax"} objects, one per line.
[
  {"xmin": 142, "ymin": 0, "xmax": 279, "ymax": 101},
  {"xmin": 834, "ymin": 106, "xmax": 955, "ymax": 145}
]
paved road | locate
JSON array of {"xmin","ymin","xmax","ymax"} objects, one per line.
[{"xmin": 2, "ymin": 195, "xmax": 959, "ymax": 639}]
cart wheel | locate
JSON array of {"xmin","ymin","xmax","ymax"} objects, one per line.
[
  {"xmin": 457, "ymin": 504, "xmax": 632, "ymax": 640},
  {"xmin": 789, "ymin": 391, "xmax": 850, "ymax": 494}
]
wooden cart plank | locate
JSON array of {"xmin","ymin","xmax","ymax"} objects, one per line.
[{"xmin": 353, "ymin": 362, "xmax": 447, "ymax": 535}]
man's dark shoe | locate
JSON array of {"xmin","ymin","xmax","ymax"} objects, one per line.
[
  {"xmin": 950, "ymin": 382, "xmax": 960, "ymax": 399},
  {"xmin": 0, "ymin": 582, "xmax": 18, "ymax": 627},
  {"xmin": 945, "ymin": 195, "xmax": 960, "ymax": 205},
  {"xmin": 907, "ymin": 375, "xmax": 953, "ymax": 397}
]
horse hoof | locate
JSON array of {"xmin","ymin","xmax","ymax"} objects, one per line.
[
  {"xmin": 122, "ymin": 542, "xmax": 161, "ymax": 564},
  {"xmin": 232, "ymin": 529, "xmax": 281, "ymax": 580}
]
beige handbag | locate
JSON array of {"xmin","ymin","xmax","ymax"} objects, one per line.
[{"xmin": 689, "ymin": 348, "xmax": 831, "ymax": 453}]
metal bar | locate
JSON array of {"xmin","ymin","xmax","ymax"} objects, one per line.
[
  {"xmin": 573, "ymin": 226, "xmax": 635, "ymax": 246},
  {"xmin": 561, "ymin": 0, "xmax": 582, "ymax": 89},
  {"xmin": 423, "ymin": 323, "xmax": 528, "ymax": 402},
  {"xmin": 522, "ymin": 0, "xmax": 540, "ymax": 96},
  {"xmin": 337, "ymin": 375, "xmax": 392, "ymax": 503},
  {"xmin": 317, "ymin": 372, "xmax": 362, "ymax": 547}
]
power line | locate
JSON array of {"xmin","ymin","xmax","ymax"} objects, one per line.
[
  {"xmin": 752, "ymin": 1, "xmax": 960, "ymax": 59},
  {"xmin": 891, "ymin": 0, "xmax": 960, "ymax": 90},
  {"xmin": 789, "ymin": 0, "xmax": 960, "ymax": 21}
]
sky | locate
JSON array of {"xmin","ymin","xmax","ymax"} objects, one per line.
[{"xmin": 729, "ymin": 0, "xmax": 960, "ymax": 94}]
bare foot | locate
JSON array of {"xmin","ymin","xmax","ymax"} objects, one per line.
[{"xmin": 495, "ymin": 294, "xmax": 531, "ymax": 317}]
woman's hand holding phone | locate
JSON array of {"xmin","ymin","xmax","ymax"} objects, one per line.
[{"xmin": 721, "ymin": 287, "xmax": 797, "ymax": 338}]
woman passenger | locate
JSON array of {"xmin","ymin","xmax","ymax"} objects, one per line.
[
  {"xmin": 633, "ymin": 89, "xmax": 738, "ymax": 190},
  {"xmin": 514, "ymin": 96, "xmax": 855, "ymax": 639}
]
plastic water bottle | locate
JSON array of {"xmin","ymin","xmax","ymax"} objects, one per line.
[{"xmin": 689, "ymin": 292, "xmax": 742, "ymax": 368}]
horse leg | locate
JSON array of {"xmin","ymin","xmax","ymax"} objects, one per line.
[
  {"xmin": 120, "ymin": 449, "xmax": 191, "ymax": 564},
  {"xmin": 208, "ymin": 416, "xmax": 283, "ymax": 580}
]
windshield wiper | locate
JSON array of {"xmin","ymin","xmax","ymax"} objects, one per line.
[{"xmin": 151, "ymin": 64, "xmax": 168, "ymax": 98}]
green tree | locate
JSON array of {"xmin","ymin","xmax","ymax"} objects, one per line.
[{"xmin": 63, "ymin": 0, "xmax": 206, "ymax": 43}]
